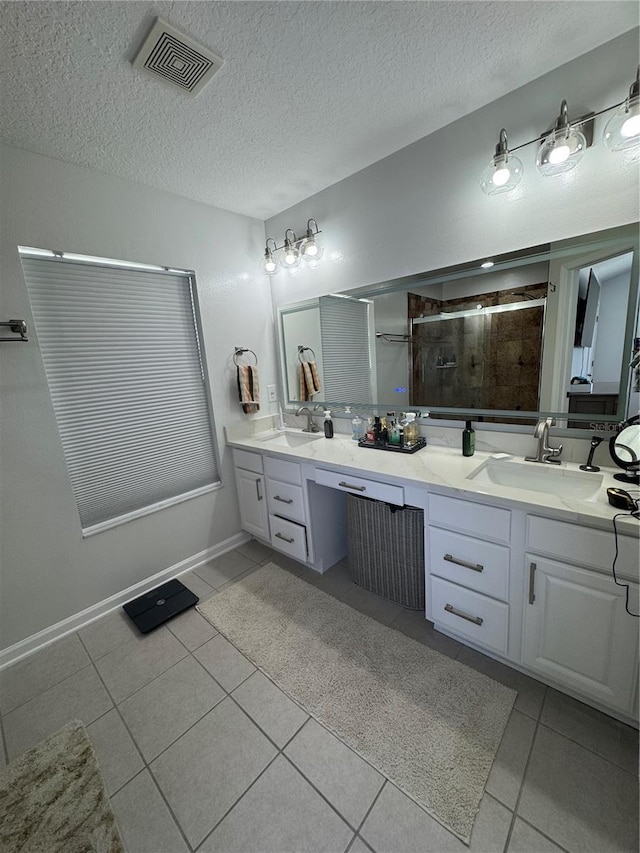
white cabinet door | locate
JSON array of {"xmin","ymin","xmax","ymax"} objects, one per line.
[
  {"xmin": 522, "ymin": 554, "xmax": 639, "ymax": 714},
  {"xmin": 236, "ymin": 468, "xmax": 269, "ymax": 540}
]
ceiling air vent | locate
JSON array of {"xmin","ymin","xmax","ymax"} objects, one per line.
[{"xmin": 132, "ymin": 18, "xmax": 224, "ymax": 96}]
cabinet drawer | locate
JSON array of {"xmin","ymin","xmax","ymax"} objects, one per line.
[
  {"xmin": 431, "ymin": 576, "xmax": 509, "ymax": 654},
  {"xmin": 429, "ymin": 494, "xmax": 511, "ymax": 543},
  {"xmin": 315, "ymin": 468, "xmax": 404, "ymax": 506},
  {"xmin": 527, "ymin": 516, "xmax": 639, "ymax": 581},
  {"xmin": 269, "ymin": 514, "xmax": 308, "ymax": 562},
  {"xmin": 265, "ymin": 456, "xmax": 302, "ymax": 485},
  {"xmin": 267, "ymin": 479, "xmax": 305, "ymax": 523},
  {"xmin": 428, "ymin": 527, "xmax": 509, "ymax": 601},
  {"xmin": 233, "ymin": 448, "xmax": 263, "ymax": 474}
]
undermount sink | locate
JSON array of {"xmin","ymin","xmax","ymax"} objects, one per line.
[
  {"xmin": 257, "ymin": 429, "xmax": 324, "ymax": 448},
  {"xmin": 467, "ymin": 457, "xmax": 604, "ymax": 500}
]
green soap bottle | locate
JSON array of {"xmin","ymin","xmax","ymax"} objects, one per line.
[{"xmin": 462, "ymin": 420, "xmax": 475, "ymax": 457}]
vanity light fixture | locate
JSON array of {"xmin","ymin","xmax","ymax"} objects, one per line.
[
  {"xmin": 536, "ymin": 100, "xmax": 587, "ymax": 176},
  {"xmin": 603, "ymin": 66, "xmax": 640, "ymax": 152},
  {"xmin": 260, "ymin": 220, "xmax": 324, "ymax": 275},
  {"xmin": 481, "ymin": 261, "xmax": 494, "ymax": 269},
  {"xmin": 479, "ymin": 69, "xmax": 640, "ymax": 196},
  {"xmin": 480, "ymin": 129, "xmax": 523, "ymax": 195}
]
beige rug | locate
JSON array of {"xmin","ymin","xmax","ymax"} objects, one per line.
[
  {"xmin": 0, "ymin": 720, "xmax": 124, "ymax": 853},
  {"xmin": 198, "ymin": 562, "xmax": 516, "ymax": 844}
]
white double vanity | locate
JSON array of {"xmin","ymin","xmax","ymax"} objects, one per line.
[{"xmin": 227, "ymin": 420, "xmax": 639, "ymax": 725}]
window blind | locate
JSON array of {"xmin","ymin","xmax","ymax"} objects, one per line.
[
  {"xmin": 20, "ymin": 253, "xmax": 219, "ymax": 532},
  {"xmin": 319, "ymin": 295, "xmax": 373, "ymax": 404}
]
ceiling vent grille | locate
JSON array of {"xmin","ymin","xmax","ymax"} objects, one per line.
[{"xmin": 132, "ymin": 18, "xmax": 224, "ymax": 96}]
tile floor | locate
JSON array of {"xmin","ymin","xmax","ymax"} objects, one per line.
[{"xmin": 0, "ymin": 540, "xmax": 638, "ymax": 853}]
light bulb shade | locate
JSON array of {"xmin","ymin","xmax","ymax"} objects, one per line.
[
  {"xmin": 480, "ymin": 153, "xmax": 523, "ymax": 195},
  {"xmin": 300, "ymin": 233, "xmax": 324, "ymax": 262},
  {"xmin": 480, "ymin": 129, "xmax": 523, "ymax": 196},
  {"xmin": 279, "ymin": 234, "xmax": 301, "ymax": 269},
  {"xmin": 536, "ymin": 101, "xmax": 586, "ymax": 176},
  {"xmin": 536, "ymin": 126, "xmax": 586, "ymax": 175},
  {"xmin": 603, "ymin": 94, "xmax": 640, "ymax": 152},
  {"xmin": 260, "ymin": 239, "xmax": 279, "ymax": 275}
]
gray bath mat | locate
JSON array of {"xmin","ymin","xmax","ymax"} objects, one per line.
[
  {"xmin": 0, "ymin": 720, "xmax": 124, "ymax": 853},
  {"xmin": 198, "ymin": 562, "xmax": 516, "ymax": 843}
]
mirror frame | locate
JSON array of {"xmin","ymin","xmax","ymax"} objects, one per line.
[{"xmin": 276, "ymin": 224, "xmax": 639, "ymax": 429}]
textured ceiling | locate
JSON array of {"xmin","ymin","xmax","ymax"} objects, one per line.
[{"xmin": 1, "ymin": 1, "xmax": 638, "ymax": 219}]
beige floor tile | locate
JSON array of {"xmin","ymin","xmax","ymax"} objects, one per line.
[
  {"xmin": 4, "ymin": 665, "xmax": 112, "ymax": 760},
  {"xmin": 361, "ymin": 784, "xmax": 512, "ymax": 853},
  {"xmin": 541, "ymin": 688, "xmax": 639, "ymax": 774},
  {"xmin": 486, "ymin": 709, "xmax": 536, "ymax": 809},
  {"xmin": 166, "ymin": 607, "xmax": 218, "ymax": 651},
  {"xmin": 111, "ymin": 770, "xmax": 189, "ymax": 853},
  {"xmin": 87, "ymin": 708, "xmax": 144, "ymax": 795},
  {"xmin": 150, "ymin": 697, "xmax": 276, "ymax": 848},
  {"xmin": 236, "ymin": 538, "xmax": 275, "ymax": 564},
  {"xmin": 518, "ymin": 725, "xmax": 639, "ymax": 852},
  {"xmin": 508, "ymin": 818, "xmax": 565, "ymax": 852},
  {"xmin": 197, "ymin": 755, "xmax": 353, "ymax": 853},
  {"xmin": 78, "ymin": 610, "xmax": 139, "ymax": 661},
  {"xmin": 193, "ymin": 551, "xmax": 257, "ymax": 589},
  {"xmin": 94, "ymin": 626, "xmax": 188, "ymax": 703},
  {"xmin": 390, "ymin": 609, "xmax": 463, "ymax": 658},
  {"xmin": 232, "ymin": 671, "xmax": 308, "ymax": 747},
  {"xmin": 179, "ymin": 569, "xmax": 217, "ymax": 601},
  {"xmin": 119, "ymin": 656, "xmax": 224, "ymax": 762},
  {"xmin": 193, "ymin": 634, "xmax": 255, "ymax": 691},
  {"xmin": 285, "ymin": 719, "xmax": 384, "ymax": 828},
  {"xmin": 0, "ymin": 634, "xmax": 90, "ymax": 714}
]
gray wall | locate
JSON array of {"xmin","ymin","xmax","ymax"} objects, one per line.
[{"xmin": 0, "ymin": 145, "xmax": 275, "ymax": 651}]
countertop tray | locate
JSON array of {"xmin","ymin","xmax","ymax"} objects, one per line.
[{"xmin": 357, "ymin": 437, "xmax": 426, "ymax": 454}]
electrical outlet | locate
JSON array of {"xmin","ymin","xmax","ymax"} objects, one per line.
[{"xmin": 266, "ymin": 384, "xmax": 277, "ymax": 402}]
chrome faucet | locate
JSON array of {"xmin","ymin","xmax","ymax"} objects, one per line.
[
  {"xmin": 295, "ymin": 406, "xmax": 320, "ymax": 433},
  {"xmin": 525, "ymin": 417, "xmax": 563, "ymax": 464}
]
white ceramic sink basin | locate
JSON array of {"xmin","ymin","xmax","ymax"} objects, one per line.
[
  {"xmin": 467, "ymin": 458, "xmax": 603, "ymax": 500},
  {"xmin": 257, "ymin": 429, "xmax": 324, "ymax": 448}
]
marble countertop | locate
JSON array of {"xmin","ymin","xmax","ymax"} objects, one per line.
[{"xmin": 226, "ymin": 425, "xmax": 640, "ymax": 538}]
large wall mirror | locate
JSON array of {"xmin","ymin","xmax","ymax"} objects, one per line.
[{"xmin": 277, "ymin": 224, "xmax": 639, "ymax": 427}]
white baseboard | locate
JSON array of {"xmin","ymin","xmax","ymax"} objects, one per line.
[{"xmin": 0, "ymin": 532, "xmax": 251, "ymax": 671}]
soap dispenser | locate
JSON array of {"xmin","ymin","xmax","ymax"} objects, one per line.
[
  {"xmin": 462, "ymin": 420, "xmax": 475, "ymax": 457},
  {"xmin": 323, "ymin": 410, "xmax": 334, "ymax": 438}
]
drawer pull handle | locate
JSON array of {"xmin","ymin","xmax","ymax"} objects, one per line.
[
  {"xmin": 255, "ymin": 478, "xmax": 263, "ymax": 501},
  {"xmin": 274, "ymin": 495, "xmax": 294, "ymax": 504},
  {"xmin": 528, "ymin": 562, "xmax": 536, "ymax": 605},
  {"xmin": 338, "ymin": 481, "xmax": 366, "ymax": 492},
  {"xmin": 275, "ymin": 532, "xmax": 295, "ymax": 544},
  {"xmin": 444, "ymin": 553, "xmax": 484, "ymax": 573},
  {"xmin": 444, "ymin": 603, "xmax": 484, "ymax": 626}
]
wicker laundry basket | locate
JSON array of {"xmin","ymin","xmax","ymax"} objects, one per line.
[{"xmin": 346, "ymin": 494, "xmax": 425, "ymax": 609}]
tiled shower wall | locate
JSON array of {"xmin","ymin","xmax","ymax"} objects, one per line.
[{"xmin": 409, "ymin": 284, "xmax": 548, "ymax": 419}]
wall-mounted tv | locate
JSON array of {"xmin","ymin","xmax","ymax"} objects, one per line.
[{"xmin": 574, "ymin": 268, "xmax": 601, "ymax": 348}]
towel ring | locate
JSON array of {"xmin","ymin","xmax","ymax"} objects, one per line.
[
  {"xmin": 298, "ymin": 346, "xmax": 316, "ymax": 363},
  {"xmin": 233, "ymin": 347, "xmax": 258, "ymax": 367}
]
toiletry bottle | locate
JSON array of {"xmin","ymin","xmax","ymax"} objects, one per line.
[
  {"xmin": 462, "ymin": 420, "xmax": 475, "ymax": 457},
  {"xmin": 380, "ymin": 417, "xmax": 389, "ymax": 444},
  {"xmin": 389, "ymin": 420, "xmax": 401, "ymax": 446},
  {"xmin": 323, "ymin": 410, "xmax": 334, "ymax": 438},
  {"xmin": 351, "ymin": 414, "xmax": 364, "ymax": 441},
  {"xmin": 403, "ymin": 413, "xmax": 418, "ymax": 447},
  {"xmin": 373, "ymin": 416, "xmax": 381, "ymax": 443},
  {"xmin": 365, "ymin": 417, "xmax": 375, "ymax": 443}
]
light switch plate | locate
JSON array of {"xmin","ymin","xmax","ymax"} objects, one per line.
[{"xmin": 266, "ymin": 384, "xmax": 277, "ymax": 402}]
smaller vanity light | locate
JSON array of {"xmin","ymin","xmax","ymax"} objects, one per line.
[
  {"xmin": 279, "ymin": 229, "xmax": 301, "ymax": 269},
  {"xmin": 260, "ymin": 238, "xmax": 279, "ymax": 276},
  {"xmin": 603, "ymin": 66, "xmax": 640, "ymax": 152},
  {"xmin": 480, "ymin": 129, "xmax": 523, "ymax": 195},
  {"xmin": 481, "ymin": 261, "xmax": 494, "ymax": 269},
  {"xmin": 536, "ymin": 100, "xmax": 586, "ymax": 176},
  {"xmin": 300, "ymin": 219, "xmax": 324, "ymax": 263}
]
